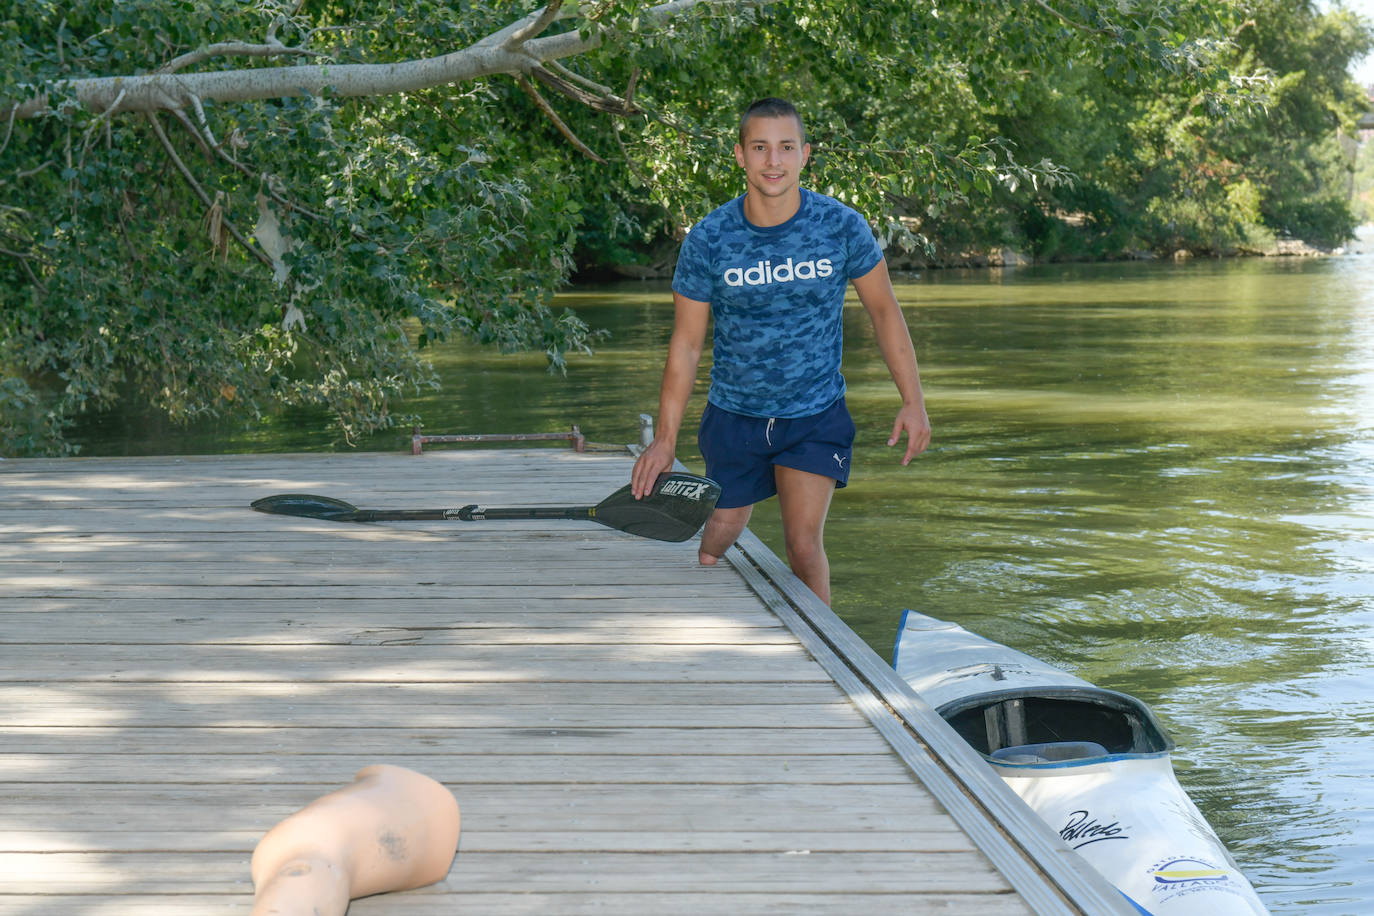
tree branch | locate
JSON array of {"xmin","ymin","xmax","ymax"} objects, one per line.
[
  {"xmin": 5, "ymin": 0, "xmax": 749, "ymax": 119},
  {"xmin": 183, "ymin": 117, "xmax": 330, "ymax": 225},
  {"xmin": 533, "ymin": 63, "xmax": 639, "ymax": 115},
  {"xmin": 0, "ymin": 211, "xmax": 49, "ymax": 289},
  {"xmin": 162, "ymin": 107, "xmax": 347, "ymax": 234},
  {"xmin": 168, "ymin": 106, "xmax": 215, "ymax": 158},
  {"xmin": 188, "ymin": 93, "xmax": 219, "ymax": 149},
  {"xmin": 612, "ymin": 117, "xmax": 652, "ymax": 188},
  {"xmin": 0, "ymin": 104, "xmax": 16, "ymax": 157},
  {"xmin": 15, "ymin": 160, "xmax": 55, "ymax": 180},
  {"xmin": 79, "ymin": 88, "xmax": 126, "ymax": 166},
  {"xmin": 515, "ymin": 74, "xmax": 606, "ymax": 163},
  {"xmin": 145, "ymin": 112, "xmax": 274, "ymax": 269},
  {"xmin": 503, "ymin": 1, "xmax": 567, "ymax": 51},
  {"xmin": 5, "ymin": 247, "xmax": 46, "ymax": 292},
  {"xmin": 1030, "ymin": 0, "xmax": 1114, "ymax": 37},
  {"xmin": 547, "ymin": 60, "xmax": 614, "ymax": 96},
  {"xmin": 158, "ymin": 40, "xmax": 324, "ymax": 75}
]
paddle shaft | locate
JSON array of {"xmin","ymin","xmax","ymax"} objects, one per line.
[{"xmin": 348, "ymin": 505, "xmax": 595, "ymax": 522}]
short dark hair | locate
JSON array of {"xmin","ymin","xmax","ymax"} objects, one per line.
[{"xmin": 738, "ymin": 97, "xmax": 806, "ymax": 146}]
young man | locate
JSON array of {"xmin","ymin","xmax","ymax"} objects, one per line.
[{"xmin": 630, "ymin": 97, "xmax": 930, "ymax": 605}]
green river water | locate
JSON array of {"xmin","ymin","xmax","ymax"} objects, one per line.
[{"xmin": 68, "ymin": 249, "xmax": 1374, "ymax": 914}]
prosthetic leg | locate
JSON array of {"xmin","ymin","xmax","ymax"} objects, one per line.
[{"xmin": 249, "ymin": 764, "xmax": 460, "ymax": 915}]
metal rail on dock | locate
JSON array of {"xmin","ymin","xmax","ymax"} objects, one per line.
[{"xmin": 411, "ymin": 424, "xmax": 586, "ymax": 455}]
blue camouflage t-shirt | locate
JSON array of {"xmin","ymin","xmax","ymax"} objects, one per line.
[{"xmin": 672, "ymin": 188, "xmax": 883, "ymax": 418}]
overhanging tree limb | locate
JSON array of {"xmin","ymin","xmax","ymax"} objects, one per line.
[{"xmin": 5, "ymin": 0, "xmax": 749, "ymax": 119}]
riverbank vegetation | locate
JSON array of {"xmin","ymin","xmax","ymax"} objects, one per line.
[{"xmin": 2, "ymin": 0, "xmax": 1370, "ymax": 455}]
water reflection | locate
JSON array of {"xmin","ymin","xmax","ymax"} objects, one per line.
[
  {"xmin": 65, "ymin": 254, "xmax": 1374, "ymax": 914},
  {"xmin": 816, "ymin": 255, "xmax": 1373, "ymax": 916}
]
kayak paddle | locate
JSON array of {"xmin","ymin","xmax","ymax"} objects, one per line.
[{"xmin": 250, "ymin": 472, "xmax": 720, "ymax": 543}]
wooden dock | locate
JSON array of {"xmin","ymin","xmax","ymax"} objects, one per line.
[{"xmin": 0, "ymin": 448, "xmax": 1132, "ymax": 914}]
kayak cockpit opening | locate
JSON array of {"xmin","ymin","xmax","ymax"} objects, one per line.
[{"xmin": 937, "ymin": 686, "xmax": 1174, "ymax": 759}]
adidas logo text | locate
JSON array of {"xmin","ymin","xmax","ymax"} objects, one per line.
[{"xmin": 724, "ymin": 257, "xmax": 833, "ymax": 288}]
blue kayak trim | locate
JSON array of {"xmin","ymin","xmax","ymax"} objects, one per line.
[{"xmin": 1123, "ymin": 890, "xmax": 1154, "ymax": 914}]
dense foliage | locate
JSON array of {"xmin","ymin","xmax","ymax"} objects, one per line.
[
  {"xmin": 988, "ymin": 0, "xmax": 1374, "ymax": 260},
  {"xmin": 1, "ymin": 1, "xmax": 1369, "ymax": 455}
]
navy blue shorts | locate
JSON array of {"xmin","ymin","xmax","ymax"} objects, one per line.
[{"xmin": 697, "ymin": 397, "xmax": 856, "ymax": 510}]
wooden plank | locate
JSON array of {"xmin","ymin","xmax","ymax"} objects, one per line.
[
  {"xmin": 0, "ymin": 644, "xmax": 831, "ymax": 683},
  {"xmin": 3, "ymin": 704, "xmax": 857, "ymax": 728},
  {"xmin": 2, "ymin": 544, "xmax": 700, "ymax": 565},
  {"xmin": 0, "ymin": 752, "xmax": 915, "ymax": 784},
  {"xmin": 0, "ymin": 682, "xmax": 857, "ymax": 728},
  {"xmin": 3, "ymin": 829, "xmax": 974, "ymax": 855},
  {"xmin": 0, "ymin": 545, "xmax": 699, "ymax": 562},
  {"xmin": 0, "ymin": 892, "xmax": 1033, "ymax": 916},
  {"xmin": 1, "ymin": 725, "xmax": 896, "ymax": 756},
  {"xmin": 0, "ymin": 850, "xmax": 1015, "ymax": 894},
  {"xmin": 0, "ymin": 513, "xmax": 698, "ymax": 535},
  {"xmin": 0, "ymin": 583, "xmax": 754, "ymax": 600},
  {"xmin": 0, "ymin": 616, "xmax": 798, "ymax": 646},
  {"xmin": 0, "ymin": 782, "xmax": 951, "ymax": 829},
  {"xmin": 4, "ymin": 532, "xmax": 461, "ymax": 546},
  {"xmin": 0, "ymin": 597, "xmax": 779, "ymax": 619},
  {"xmin": 1, "ymin": 546, "xmax": 697, "ymax": 563},
  {"xmin": 1, "ymin": 563, "xmax": 734, "ymax": 587}
]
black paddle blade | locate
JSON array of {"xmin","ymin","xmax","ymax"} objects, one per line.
[
  {"xmin": 250, "ymin": 493, "xmax": 360, "ymax": 521},
  {"xmin": 592, "ymin": 472, "xmax": 720, "ymax": 542}
]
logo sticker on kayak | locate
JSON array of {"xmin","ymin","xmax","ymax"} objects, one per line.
[
  {"xmin": 1147, "ymin": 855, "xmax": 1246, "ymax": 905},
  {"xmin": 1060, "ymin": 810, "xmax": 1129, "ymax": 849},
  {"xmin": 1150, "ymin": 857, "xmax": 1228, "ymax": 885}
]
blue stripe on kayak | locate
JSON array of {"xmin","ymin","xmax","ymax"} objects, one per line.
[
  {"xmin": 891, "ymin": 608, "xmax": 915, "ymax": 669},
  {"xmin": 1121, "ymin": 890, "xmax": 1153, "ymax": 914}
]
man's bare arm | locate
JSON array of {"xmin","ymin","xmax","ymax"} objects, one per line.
[
  {"xmin": 631, "ymin": 292, "xmax": 711, "ymax": 497},
  {"xmin": 852, "ymin": 259, "xmax": 931, "ymax": 464}
]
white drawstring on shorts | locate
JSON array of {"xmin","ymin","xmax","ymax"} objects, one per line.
[{"xmin": 765, "ymin": 417, "xmax": 776, "ymax": 446}]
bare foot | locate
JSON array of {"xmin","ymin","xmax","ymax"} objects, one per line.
[{"xmin": 698, "ymin": 550, "xmax": 720, "ymax": 566}]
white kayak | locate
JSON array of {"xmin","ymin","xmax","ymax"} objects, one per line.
[{"xmin": 893, "ymin": 609, "xmax": 1268, "ymax": 916}]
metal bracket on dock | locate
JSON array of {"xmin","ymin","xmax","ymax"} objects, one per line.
[{"xmin": 411, "ymin": 425, "xmax": 585, "ymax": 455}]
